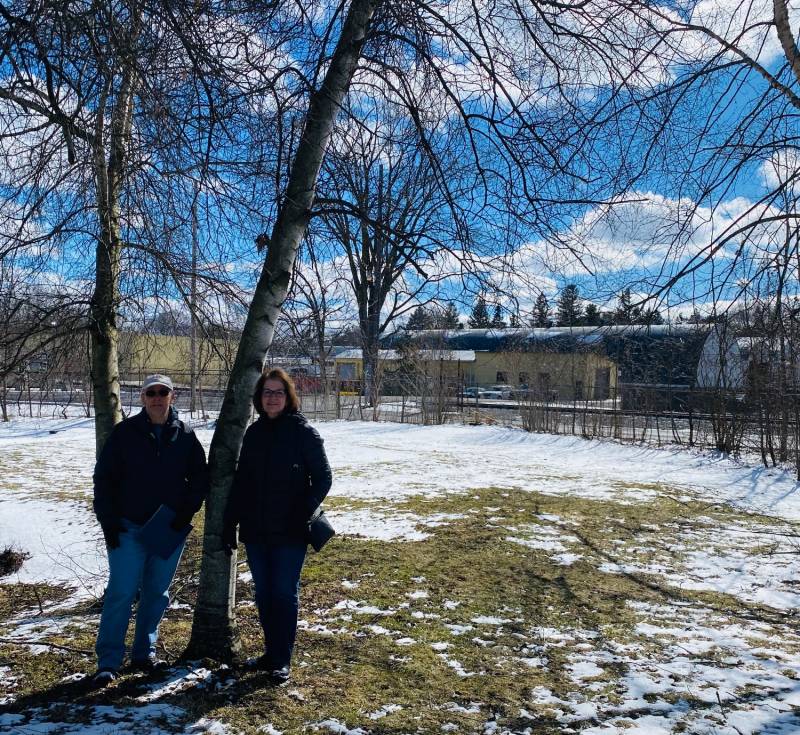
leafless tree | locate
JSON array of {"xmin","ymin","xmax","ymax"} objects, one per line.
[
  {"xmin": 0, "ymin": 259, "xmax": 87, "ymax": 421},
  {"xmin": 187, "ymin": 0, "xmax": 708, "ymax": 659},
  {"xmin": 0, "ymin": 0, "xmax": 288, "ymax": 451},
  {"xmin": 315, "ymin": 107, "xmax": 467, "ymax": 410},
  {"xmin": 280, "ymin": 236, "xmax": 355, "ymax": 410}
]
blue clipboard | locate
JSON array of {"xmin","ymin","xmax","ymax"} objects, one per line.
[{"xmin": 139, "ymin": 505, "xmax": 191, "ymax": 560}]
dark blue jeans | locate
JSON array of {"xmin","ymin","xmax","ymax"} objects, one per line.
[
  {"xmin": 96, "ymin": 518, "xmax": 185, "ymax": 670},
  {"xmin": 245, "ymin": 542, "xmax": 307, "ymax": 668}
]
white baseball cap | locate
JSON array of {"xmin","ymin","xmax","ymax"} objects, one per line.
[{"xmin": 141, "ymin": 374, "xmax": 174, "ymax": 392}]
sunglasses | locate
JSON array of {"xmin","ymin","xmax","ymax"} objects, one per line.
[{"xmin": 145, "ymin": 388, "xmax": 171, "ymax": 397}]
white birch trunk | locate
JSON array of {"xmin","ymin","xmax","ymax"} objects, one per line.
[{"xmin": 186, "ymin": 0, "xmax": 380, "ymax": 661}]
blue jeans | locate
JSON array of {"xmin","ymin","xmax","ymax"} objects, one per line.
[
  {"xmin": 95, "ymin": 518, "xmax": 185, "ymax": 671},
  {"xmin": 245, "ymin": 542, "xmax": 307, "ymax": 668}
]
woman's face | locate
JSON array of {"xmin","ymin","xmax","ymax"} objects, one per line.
[{"xmin": 261, "ymin": 378, "xmax": 288, "ymax": 419}]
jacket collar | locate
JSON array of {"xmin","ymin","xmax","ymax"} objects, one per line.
[
  {"xmin": 135, "ymin": 406, "xmax": 180, "ymax": 434},
  {"xmin": 255, "ymin": 409, "xmax": 302, "ymax": 428}
]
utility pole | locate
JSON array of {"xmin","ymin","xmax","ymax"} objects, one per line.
[{"xmin": 190, "ymin": 184, "xmax": 198, "ymax": 415}]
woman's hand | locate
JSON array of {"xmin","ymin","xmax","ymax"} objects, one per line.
[{"xmin": 222, "ymin": 524, "xmax": 237, "ymax": 556}]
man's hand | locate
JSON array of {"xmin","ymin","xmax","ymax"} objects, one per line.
[
  {"xmin": 101, "ymin": 522, "xmax": 125, "ymax": 550},
  {"xmin": 169, "ymin": 508, "xmax": 193, "ymax": 532}
]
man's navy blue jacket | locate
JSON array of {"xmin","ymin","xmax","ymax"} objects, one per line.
[
  {"xmin": 93, "ymin": 407, "xmax": 209, "ymax": 526},
  {"xmin": 224, "ymin": 411, "xmax": 332, "ymax": 545}
]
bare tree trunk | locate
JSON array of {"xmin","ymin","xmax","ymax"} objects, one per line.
[
  {"xmin": 774, "ymin": 0, "xmax": 800, "ymax": 88},
  {"xmin": 89, "ymin": 45, "xmax": 139, "ymax": 455},
  {"xmin": 186, "ymin": 0, "xmax": 380, "ymax": 662},
  {"xmin": 362, "ymin": 310, "xmax": 381, "ymax": 415},
  {"xmin": 190, "ymin": 188, "xmax": 199, "ymax": 415},
  {"xmin": 317, "ymin": 331, "xmax": 329, "ymax": 415},
  {"xmin": 0, "ymin": 372, "xmax": 7, "ymax": 422}
]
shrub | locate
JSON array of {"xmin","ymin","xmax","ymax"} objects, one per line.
[{"xmin": 0, "ymin": 545, "xmax": 30, "ymax": 577}]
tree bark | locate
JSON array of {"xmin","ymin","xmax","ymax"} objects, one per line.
[
  {"xmin": 89, "ymin": 26, "xmax": 140, "ymax": 456},
  {"xmin": 774, "ymin": 0, "xmax": 800, "ymax": 87},
  {"xmin": 186, "ymin": 0, "xmax": 380, "ymax": 662}
]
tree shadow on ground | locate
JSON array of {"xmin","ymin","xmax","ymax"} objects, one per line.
[{"xmin": 0, "ymin": 659, "xmax": 284, "ymax": 733}]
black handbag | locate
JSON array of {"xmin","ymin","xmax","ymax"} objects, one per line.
[{"xmin": 307, "ymin": 506, "xmax": 335, "ymax": 551}]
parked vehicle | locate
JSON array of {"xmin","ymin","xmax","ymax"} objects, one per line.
[
  {"xmin": 476, "ymin": 389, "xmax": 500, "ymax": 399},
  {"xmin": 460, "ymin": 385, "xmax": 515, "ymax": 400}
]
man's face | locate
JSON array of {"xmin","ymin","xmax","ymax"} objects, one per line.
[{"xmin": 141, "ymin": 384, "xmax": 174, "ymax": 424}]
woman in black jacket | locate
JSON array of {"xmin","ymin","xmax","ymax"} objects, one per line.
[{"xmin": 223, "ymin": 368, "xmax": 332, "ymax": 682}]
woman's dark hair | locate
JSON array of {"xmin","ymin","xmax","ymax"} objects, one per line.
[{"xmin": 252, "ymin": 367, "xmax": 300, "ymax": 417}]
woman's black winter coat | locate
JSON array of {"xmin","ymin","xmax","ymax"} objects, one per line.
[{"xmin": 224, "ymin": 411, "xmax": 332, "ymax": 545}]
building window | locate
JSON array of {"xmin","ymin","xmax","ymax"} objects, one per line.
[
  {"xmin": 496, "ymin": 371, "xmax": 508, "ymax": 382},
  {"xmin": 519, "ymin": 371, "xmax": 529, "ymax": 385},
  {"xmin": 537, "ymin": 372, "xmax": 550, "ymax": 391},
  {"xmin": 593, "ymin": 367, "xmax": 611, "ymax": 400},
  {"xmin": 337, "ymin": 363, "xmax": 356, "ymax": 380},
  {"xmin": 574, "ymin": 380, "xmax": 584, "ymax": 400}
]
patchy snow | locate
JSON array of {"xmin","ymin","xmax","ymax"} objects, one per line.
[
  {"xmin": 312, "ymin": 718, "xmax": 368, "ymax": 734},
  {"xmin": 3, "ymin": 419, "xmax": 800, "ymax": 589},
  {"xmin": 136, "ymin": 666, "xmax": 215, "ymax": 703},
  {"xmin": 0, "ymin": 702, "xmax": 229, "ymax": 735},
  {"xmin": 437, "ymin": 653, "xmax": 476, "ymax": 677},
  {"xmin": 598, "ymin": 522, "xmax": 800, "ymax": 611},
  {"xmin": 506, "ymin": 521, "xmax": 579, "ymax": 554},
  {"xmin": 365, "ymin": 703, "xmax": 402, "ymax": 720},
  {"xmin": 330, "ymin": 600, "xmax": 396, "ymax": 616},
  {"xmin": 3, "ymin": 418, "xmax": 800, "ymax": 733}
]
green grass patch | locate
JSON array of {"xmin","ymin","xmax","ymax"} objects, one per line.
[
  {"xmin": 1, "ymin": 486, "xmax": 798, "ymax": 733},
  {"xmin": 0, "ymin": 583, "xmax": 73, "ymax": 622}
]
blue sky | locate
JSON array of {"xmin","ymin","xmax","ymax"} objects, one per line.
[{"xmin": 2, "ymin": 0, "xmax": 798, "ymax": 329}]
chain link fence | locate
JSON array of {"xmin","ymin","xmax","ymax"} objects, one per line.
[{"xmin": 2, "ymin": 367, "xmax": 796, "ymax": 478}]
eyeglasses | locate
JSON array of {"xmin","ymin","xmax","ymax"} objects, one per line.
[
  {"xmin": 262, "ymin": 388, "xmax": 286, "ymax": 398},
  {"xmin": 145, "ymin": 388, "xmax": 171, "ymax": 397}
]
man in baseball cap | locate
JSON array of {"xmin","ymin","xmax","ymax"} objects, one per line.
[
  {"xmin": 90, "ymin": 373, "xmax": 208, "ymax": 687},
  {"xmin": 141, "ymin": 374, "xmax": 174, "ymax": 392}
]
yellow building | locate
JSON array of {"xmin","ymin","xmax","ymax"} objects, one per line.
[
  {"xmin": 331, "ymin": 340, "xmax": 615, "ymax": 401},
  {"xmin": 374, "ymin": 328, "xmax": 621, "ymax": 401},
  {"xmin": 465, "ymin": 350, "xmax": 614, "ymax": 400},
  {"xmin": 119, "ymin": 332, "xmax": 236, "ymax": 389}
]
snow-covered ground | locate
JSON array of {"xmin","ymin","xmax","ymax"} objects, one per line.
[{"xmin": 1, "ymin": 415, "xmax": 800, "ymax": 734}]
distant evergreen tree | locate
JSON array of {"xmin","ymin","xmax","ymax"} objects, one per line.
[
  {"xmin": 468, "ymin": 296, "xmax": 491, "ymax": 328},
  {"xmin": 440, "ymin": 302, "xmax": 460, "ymax": 329},
  {"xmin": 583, "ymin": 303, "xmax": 603, "ymax": 326},
  {"xmin": 490, "ymin": 303, "xmax": 506, "ymax": 328},
  {"xmin": 614, "ymin": 288, "xmax": 643, "ymax": 324},
  {"xmin": 556, "ymin": 284, "xmax": 582, "ymax": 326},
  {"xmin": 643, "ymin": 307, "xmax": 664, "ymax": 325},
  {"xmin": 532, "ymin": 292, "xmax": 550, "ymax": 328},
  {"xmin": 614, "ymin": 288, "xmax": 632, "ymax": 324},
  {"xmin": 406, "ymin": 305, "xmax": 432, "ymax": 330},
  {"xmin": 509, "ymin": 311, "xmax": 520, "ymax": 328}
]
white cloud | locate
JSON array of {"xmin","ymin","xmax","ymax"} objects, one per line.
[
  {"xmin": 760, "ymin": 149, "xmax": 800, "ymax": 194},
  {"xmin": 530, "ymin": 190, "xmax": 790, "ymax": 282}
]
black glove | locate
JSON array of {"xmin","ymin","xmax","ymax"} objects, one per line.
[
  {"xmin": 169, "ymin": 507, "xmax": 194, "ymax": 532},
  {"xmin": 101, "ymin": 522, "xmax": 125, "ymax": 550},
  {"xmin": 222, "ymin": 524, "xmax": 237, "ymax": 556}
]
